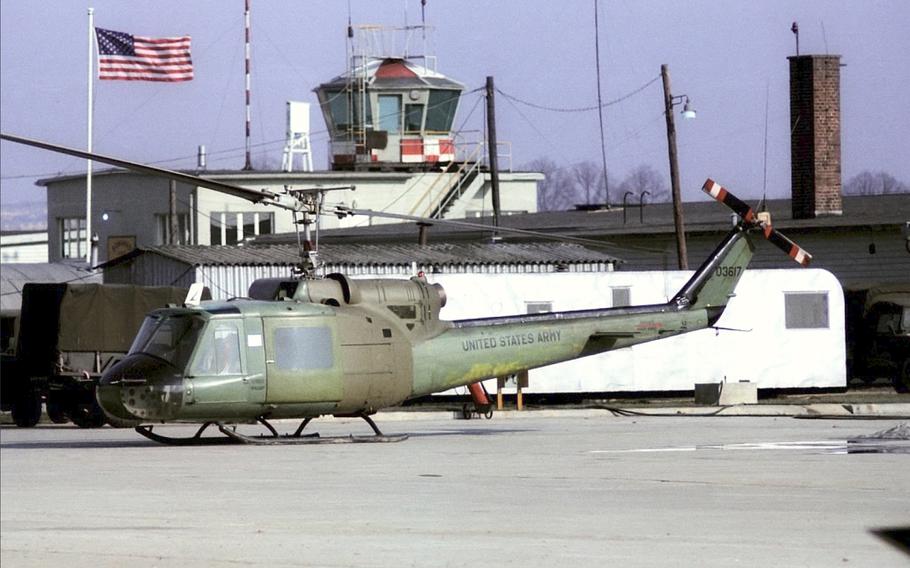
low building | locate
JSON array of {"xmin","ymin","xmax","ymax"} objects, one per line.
[
  {"xmin": 0, "ymin": 231, "xmax": 48, "ymax": 264},
  {"xmin": 37, "ymin": 168, "xmax": 541, "ymax": 265},
  {"xmin": 99, "ymin": 241, "xmax": 620, "ymax": 297},
  {"xmin": 268, "ymin": 192, "xmax": 909, "ymax": 289}
]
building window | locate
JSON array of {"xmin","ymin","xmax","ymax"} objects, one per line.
[
  {"xmin": 210, "ymin": 212, "xmax": 274, "ymax": 245},
  {"xmin": 612, "ymin": 287, "xmax": 631, "ymax": 307},
  {"xmin": 378, "ymin": 95, "xmax": 402, "ymax": 134},
  {"xmin": 784, "ymin": 292, "xmax": 829, "ymax": 329},
  {"xmin": 425, "ymin": 90, "xmax": 459, "ymax": 132},
  {"xmin": 59, "ymin": 217, "xmax": 86, "ymax": 259},
  {"xmin": 155, "ymin": 213, "xmax": 190, "ymax": 245},
  {"xmin": 526, "ymin": 301, "xmax": 552, "ymax": 314},
  {"xmin": 325, "ymin": 89, "xmax": 371, "ymax": 133},
  {"xmin": 404, "ymin": 103, "xmax": 424, "ymax": 133}
]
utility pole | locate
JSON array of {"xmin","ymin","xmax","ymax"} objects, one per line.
[
  {"xmin": 485, "ymin": 76, "xmax": 501, "ymax": 239},
  {"xmin": 169, "ymin": 180, "xmax": 179, "ymax": 245},
  {"xmin": 661, "ymin": 64, "xmax": 688, "ymax": 270}
]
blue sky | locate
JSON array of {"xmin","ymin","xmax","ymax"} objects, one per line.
[{"xmin": 1, "ymin": 1, "xmax": 908, "ymax": 207}]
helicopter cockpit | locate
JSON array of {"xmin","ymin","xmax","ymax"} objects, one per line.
[
  {"xmin": 129, "ymin": 312, "xmax": 205, "ymax": 371},
  {"xmin": 97, "ymin": 310, "xmax": 251, "ymax": 423}
]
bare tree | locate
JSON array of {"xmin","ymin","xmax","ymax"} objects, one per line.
[
  {"xmin": 572, "ymin": 161, "xmax": 602, "ymax": 205},
  {"xmin": 879, "ymin": 172, "xmax": 906, "ymax": 194},
  {"xmin": 525, "ymin": 158, "xmax": 576, "ymax": 211},
  {"xmin": 844, "ymin": 170, "xmax": 909, "ymax": 195},
  {"xmin": 618, "ymin": 164, "xmax": 670, "ymax": 203}
]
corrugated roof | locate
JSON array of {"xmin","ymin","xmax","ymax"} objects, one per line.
[
  {"xmin": 101, "ymin": 242, "xmax": 620, "ymax": 269},
  {"xmin": 253, "ymin": 193, "xmax": 910, "ymax": 246},
  {"xmin": 1, "ymin": 263, "xmax": 102, "ymax": 313}
]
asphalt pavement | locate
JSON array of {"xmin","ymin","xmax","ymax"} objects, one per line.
[{"xmin": 1, "ymin": 413, "xmax": 908, "ymax": 567}]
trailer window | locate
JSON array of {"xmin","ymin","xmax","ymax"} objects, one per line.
[
  {"xmin": 130, "ymin": 314, "xmax": 205, "ymax": 369},
  {"xmin": 784, "ymin": 292, "xmax": 829, "ymax": 329}
]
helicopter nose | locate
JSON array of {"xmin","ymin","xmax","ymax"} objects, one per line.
[{"xmin": 97, "ymin": 354, "xmax": 186, "ymax": 423}]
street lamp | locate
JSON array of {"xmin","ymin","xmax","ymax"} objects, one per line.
[
  {"xmin": 680, "ymin": 96, "xmax": 697, "ymax": 120},
  {"xmin": 661, "ymin": 63, "xmax": 696, "ymax": 270}
]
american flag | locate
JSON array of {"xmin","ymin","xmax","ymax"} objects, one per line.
[{"xmin": 95, "ymin": 27, "xmax": 193, "ymax": 82}]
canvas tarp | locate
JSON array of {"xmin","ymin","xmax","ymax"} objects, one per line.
[{"xmin": 56, "ymin": 284, "xmax": 189, "ymax": 352}]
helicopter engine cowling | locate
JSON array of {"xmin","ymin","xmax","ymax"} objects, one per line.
[{"xmin": 247, "ymin": 274, "xmax": 446, "ymax": 323}]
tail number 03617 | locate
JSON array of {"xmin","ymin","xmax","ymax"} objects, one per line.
[{"xmin": 715, "ymin": 266, "xmax": 743, "ymax": 278}]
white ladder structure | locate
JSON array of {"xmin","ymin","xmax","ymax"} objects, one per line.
[{"xmin": 282, "ymin": 101, "xmax": 314, "ymax": 172}]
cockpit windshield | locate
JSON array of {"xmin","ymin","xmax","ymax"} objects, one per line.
[{"xmin": 129, "ymin": 314, "xmax": 206, "ymax": 370}]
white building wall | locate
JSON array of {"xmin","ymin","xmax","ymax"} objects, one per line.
[
  {"xmin": 0, "ymin": 232, "xmax": 49, "ymax": 263},
  {"xmin": 427, "ymin": 269, "xmax": 845, "ymax": 392},
  {"xmin": 194, "ymin": 171, "xmax": 541, "ymax": 244}
]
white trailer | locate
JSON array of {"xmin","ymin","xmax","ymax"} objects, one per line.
[{"xmin": 428, "ymin": 269, "xmax": 845, "ymax": 393}]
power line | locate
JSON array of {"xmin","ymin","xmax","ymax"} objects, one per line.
[
  {"xmin": 593, "ymin": 0, "xmax": 610, "ymax": 206},
  {"xmin": 496, "ymin": 75, "xmax": 659, "ymax": 114}
]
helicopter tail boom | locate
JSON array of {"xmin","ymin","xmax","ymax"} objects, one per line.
[{"xmin": 411, "ymin": 180, "xmax": 811, "ymax": 396}]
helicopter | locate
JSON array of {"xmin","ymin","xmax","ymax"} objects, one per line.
[{"xmin": 1, "ymin": 133, "xmax": 812, "ymax": 445}]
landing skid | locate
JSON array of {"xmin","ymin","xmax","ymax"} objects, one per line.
[{"xmin": 134, "ymin": 415, "xmax": 408, "ymax": 446}]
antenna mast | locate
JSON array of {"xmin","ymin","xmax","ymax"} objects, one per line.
[{"xmin": 243, "ymin": 0, "xmax": 253, "ymax": 170}]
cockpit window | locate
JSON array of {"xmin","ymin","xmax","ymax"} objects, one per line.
[
  {"xmin": 190, "ymin": 321, "xmax": 243, "ymax": 376},
  {"xmin": 130, "ymin": 314, "xmax": 205, "ymax": 370}
]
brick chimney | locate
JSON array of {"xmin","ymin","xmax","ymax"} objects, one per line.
[{"xmin": 788, "ymin": 54, "xmax": 843, "ymax": 219}]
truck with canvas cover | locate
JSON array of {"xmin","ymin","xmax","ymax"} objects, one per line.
[{"xmin": 1, "ymin": 283, "xmax": 200, "ymax": 427}]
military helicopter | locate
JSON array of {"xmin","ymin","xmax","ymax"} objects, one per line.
[{"xmin": 1, "ymin": 133, "xmax": 811, "ymax": 445}]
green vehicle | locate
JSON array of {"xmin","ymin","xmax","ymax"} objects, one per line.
[
  {"xmin": 848, "ymin": 286, "xmax": 910, "ymax": 392},
  {"xmin": 1, "ymin": 283, "xmax": 195, "ymax": 427}
]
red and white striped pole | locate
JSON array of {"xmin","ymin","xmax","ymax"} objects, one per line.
[{"xmin": 243, "ymin": 0, "xmax": 253, "ymax": 170}]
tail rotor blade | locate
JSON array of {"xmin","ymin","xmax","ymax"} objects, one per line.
[
  {"xmin": 702, "ymin": 179, "xmax": 755, "ymax": 223},
  {"xmin": 766, "ymin": 228, "xmax": 812, "ymax": 267}
]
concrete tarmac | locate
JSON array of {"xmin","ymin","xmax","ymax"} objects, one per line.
[{"xmin": 1, "ymin": 414, "xmax": 908, "ymax": 567}]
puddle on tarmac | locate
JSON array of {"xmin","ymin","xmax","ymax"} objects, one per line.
[{"xmin": 590, "ymin": 422, "xmax": 910, "ymax": 455}]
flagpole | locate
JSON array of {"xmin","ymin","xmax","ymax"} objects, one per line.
[{"xmin": 86, "ymin": 8, "xmax": 94, "ymax": 266}]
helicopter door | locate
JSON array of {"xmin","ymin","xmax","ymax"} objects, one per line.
[
  {"xmin": 187, "ymin": 320, "xmax": 249, "ymax": 403},
  {"xmin": 262, "ymin": 318, "xmax": 343, "ymax": 403}
]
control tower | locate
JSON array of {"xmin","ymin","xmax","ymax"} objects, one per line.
[{"xmin": 315, "ymin": 25, "xmax": 465, "ymax": 171}]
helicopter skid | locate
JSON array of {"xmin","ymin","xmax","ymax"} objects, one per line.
[
  {"xmin": 134, "ymin": 417, "xmax": 408, "ymax": 446},
  {"xmin": 220, "ymin": 428, "xmax": 409, "ymax": 445}
]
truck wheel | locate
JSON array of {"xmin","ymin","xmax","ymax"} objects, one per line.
[
  {"xmin": 894, "ymin": 360, "xmax": 910, "ymax": 394},
  {"xmin": 45, "ymin": 399, "xmax": 69, "ymax": 424},
  {"xmin": 11, "ymin": 393, "xmax": 42, "ymax": 427},
  {"xmin": 71, "ymin": 402, "xmax": 106, "ymax": 428}
]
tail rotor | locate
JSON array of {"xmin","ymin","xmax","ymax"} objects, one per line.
[{"xmin": 702, "ymin": 179, "xmax": 812, "ymax": 267}]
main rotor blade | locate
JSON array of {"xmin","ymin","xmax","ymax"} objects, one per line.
[
  {"xmin": 332, "ymin": 206, "xmax": 659, "ymax": 253},
  {"xmin": 0, "ymin": 132, "xmax": 291, "ymax": 209}
]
